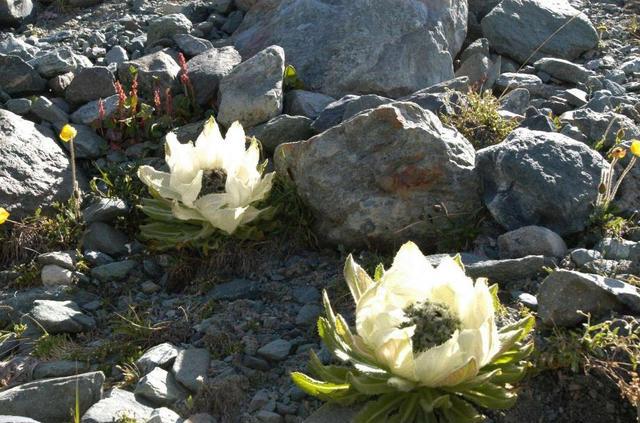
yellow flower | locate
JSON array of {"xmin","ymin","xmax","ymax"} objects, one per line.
[
  {"xmin": 0, "ymin": 207, "xmax": 9, "ymax": 225},
  {"xmin": 631, "ymin": 140, "xmax": 640, "ymax": 157},
  {"xmin": 59, "ymin": 124, "xmax": 77, "ymax": 142}
]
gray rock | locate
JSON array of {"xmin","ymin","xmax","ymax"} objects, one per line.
[
  {"xmin": 0, "ymin": 372, "xmax": 104, "ymax": 423},
  {"xmin": 0, "ymin": 54, "xmax": 46, "ymax": 95},
  {"xmin": 209, "ymin": 278, "xmax": 262, "ymax": 300},
  {"xmin": 136, "ymin": 343, "xmax": 181, "ymax": 375},
  {"xmin": 187, "ymin": 46, "xmax": 241, "ymax": 107},
  {"xmin": 284, "ymin": 90, "xmax": 335, "ymax": 120},
  {"xmin": 31, "ymin": 96, "xmax": 69, "ymax": 125},
  {"xmin": 135, "ymin": 367, "xmax": 187, "ymax": 406},
  {"xmin": 257, "ymin": 339, "xmax": 292, "ymax": 361},
  {"xmin": 209, "ymin": 0, "xmax": 233, "ymax": 13},
  {"xmin": 465, "ymin": 255, "xmax": 553, "ymax": 283},
  {"xmin": 476, "ymin": 128, "xmax": 607, "ymax": 235},
  {"xmin": 481, "ymin": 0, "xmax": 598, "ymax": 64},
  {"xmin": 498, "ymin": 225, "xmax": 567, "ymax": 259},
  {"xmin": 295, "ymin": 304, "xmax": 321, "ymax": 326},
  {"xmin": 538, "ymin": 270, "xmax": 640, "ymax": 326},
  {"xmin": 5, "ymin": 98, "xmax": 32, "ymax": 115},
  {"xmin": 33, "ymin": 360, "xmax": 90, "ymax": 379},
  {"xmin": 255, "ymin": 411, "xmax": 282, "ymax": 423},
  {"xmin": 533, "ymin": 58, "xmax": 592, "ymax": 84},
  {"xmin": 70, "ymin": 95, "xmax": 119, "ymax": 125},
  {"xmin": 118, "ymin": 50, "xmax": 180, "ymax": 102},
  {"xmin": 0, "ymin": 0, "xmax": 34, "ymax": 28},
  {"xmin": 0, "ymin": 34, "xmax": 39, "ymax": 60},
  {"xmin": 53, "ymin": 123, "xmax": 107, "ymax": 159},
  {"xmin": 172, "ymin": 348, "xmax": 210, "ymax": 392},
  {"xmin": 148, "ymin": 408, "xmax": 182, "ymax": 423},
  {"xmin": 29, "ymin": 300, "xmax": 96, "ymax": 334},
  {"xmin": 147, "ymin": 14, "xmax": 193, "ymax": 49},
  {"xmin": 275, "ymin": 101, "xmax": 480, "ymax": 249},
  {"xmin": 105, "ymin": 46, "xmax": 128, "ymax": 65},
  {"xmin": 495, "ymin": 73, "xmax": 543, "ymax": 93},
  {"xmin": 597, "ymin": 238, "xmax": 640, "ymax": 261},
  {"xmin": 173, "ymin": 34, "xmax": 213, "ymax": 57},
  {"xmin": 248, "ymin": 114, "xmax": 314, "ymax": 153},
  {"xmin": 217, "ymin": 45, "xmax": 285, "ymax": 128},
  {"xmin": 82, "ymin": 222, "xmax": 128, "ymax": 256},
  {"xmin": 311, "ymin": 94, "xmax": 392, "ymax": 133},
  {"xmin": 64, "ymin": 67, "xmax": 116, "ymax": 105},
  {"xmin": 41, "ymin": 264, "xmax": 74, "ymax": 287},
  {"xmin": 30, "ymin": 47, "xmax": 92, "ymax": 78},
  {"xmin": 0, "ymin": 416, "xmax": 41, "ymax": 423},
  {"xmin": 233, "ymin": 0, "xmax": 466, "ymax": 98},
  {"xmin": 559, "ymin": 109, "xmax": 640, "ymax": 148},
  {"xmin": 82, "ymin": 197, "xmax": 128, "ymax": 223},
  {"xmin": 221, "ymin": 10, "xmax": 244, "ymax": 33},
  {"xmin": 90, "ymin": 260, "xmax": 137, "ymax": 282},
  {"xmin": 37, "ymin": 251, "xmax": 74, "ymax": 269},
  {"xmin": 570, "ymin": 248, "xmax": 602, "ymax": 267},
  {"xmin": 0, "ymin": 110, "xmax": 82, "ymax": 219},
  {"xmin": 234, "ymin": 0, "xmax": 257, "ymax": 11},
  {"xmin": 499, "ymin": 88, "xmax": 530, "ymax": 115},
  {"xmin": 81, "ymin": 388, "xmax": 154, "ymax": 423}
]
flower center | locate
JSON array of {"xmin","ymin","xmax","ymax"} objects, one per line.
[
  {"xmin": 201, "ymin": 169, "xmax": 227, "ymax": 195},
  {"xmin": 399, "ymin": 300, "xmax": 461, "ymax": 353}
]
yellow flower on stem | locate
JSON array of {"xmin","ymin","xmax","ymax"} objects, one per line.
[
  {"xmin": 0, "ymin": 207, "xmax": 9, "ymax": 224},
  {"xmin": 609, "ymin": 147, "xmax": 626, "ymax": 160},
  {"xmin": 59, "ymin": 124, "xmax": 77, "ymax": 142},
  {"xmin": 631, "ymin": 140, "xmax": 640, "ymax": 157}
]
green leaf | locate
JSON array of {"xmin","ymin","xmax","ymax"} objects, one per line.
[
  {"xmin": 441, "ymin": 396, "xmax": 483, "ymax": 423},
  {"xmin": 354, "ymin": 393, "xmax": 406, "ymax": 423},
  {"xmin": 347, "ymin": 373, "xmax": 396, "ymax": 395},
  {"xmin": 454, "ymin": 382, "xmax": 517, "ymax": 410},
  {"xmin": 308, "ymin": 350, "xmax": 350, "ymax": 383},
  {"xmin": 488, "ymin": 363, "xmax": 529, "ymax": 385},
  {"xmin": 291, "ymin": 372, "xmax": 350, "ymax": 397},
  {"xmin": 396, "ymin": 394, "xmax": 420, "ymax": 422},
  {"xmin": 452, "ymin": 254, "xmax": 465, "ymax": 271},
  {"xmin": 491, "ymin": 342, "xmax": 534, "ymax": 366},
  {"xmin": 373, "ymin": 263, "xmax": 385, "ymax": 282}
]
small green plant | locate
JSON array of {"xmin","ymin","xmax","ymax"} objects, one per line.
[
  {"xmin": 441, "ymin": 90, "xmax": 517, "ymax": 149},
  {"xmin": 283, "ymin": 64, "xmax": 304, "ymax": 90},
  {"xmin": 536, "ymin": 314, "xmax": 640, "ymax": 413},
  {"xmin": 596, "ymin": 141, "xmax": 640, "ymax": 211},
  {"xmin": 33, "ymin": 333, "xmax": 76, "ymax": 360}
]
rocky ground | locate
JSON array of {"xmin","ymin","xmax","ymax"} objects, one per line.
[{"xmin": 1, "ymin": 0, "xmax": 640, "ymax": 422}]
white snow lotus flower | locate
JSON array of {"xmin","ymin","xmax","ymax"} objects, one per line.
[
  {"xmin": 292, "ymin": 242, "xmax": 535, "ymax": 423},
  {"xmin": 137, "ymin": 117, "xmax": 275, "ymax": 242}
]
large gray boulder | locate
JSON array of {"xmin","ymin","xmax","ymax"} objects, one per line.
[
  {"xmin": 233, "ymin": 0, "xmax": 467, "ymax": 98},
  {"xmin": 81, "ymin": 388, "xmax": 155, "ymax": 423},
  {"xmin": 0, "ymin": 110, "xmax": 83, "ymax": 219},
  {"xmin": 0, "ymin": 372, "xmax": 104, "ymax": 423},
  {"xmin": 118, "ymin": 50, "xmax": 180, "ymax": 101},
  {"xmin": 481, "ymin": 0, "xmax": 598, "ymax": 64},
  {"xmin": 275, "ymin": 101, "xmax": 480, "ymax": 250},
  {"xmin": 217, "ymin": 45, "xmax": 284, "ymax": 128},
  {"xmin": 187, "ymin": 46, "xmax": 241, "ymax": 107},
  {"xmin": 0, "ymin": 0, "xmax": 34, "ymax": 28},
  {"xmin": 476, "ymin": 128, "xmax": 607, "ymax": 236},
  {"xmin": 64, "ymin": 66, "xmax": 116, "ymax": 105},
  {"xmin": 538, "ymin": 270, "xmax": 640, "ymax": 327},
  {"xmin": 0, "ymin": 54, "xmax": 46, "ymax": 95},
  {"xmin": 146, "ymin": 13, "xmax": 193, "ymax": 49}
]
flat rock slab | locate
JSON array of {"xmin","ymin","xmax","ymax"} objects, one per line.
[
  {"xmin": 0, "ymin": 372, "xmax": 104, "ymax": 423},
  {"xmin": 172, "ymin": 348, "xmax": 210, "ymax": 392},
  {"xmin": 81, "ymin": 388, "xmax": 154, "ymax": 423},
  {"xmin": 538, "ymin": 270, "xmax": 640, "ymax": 327}
]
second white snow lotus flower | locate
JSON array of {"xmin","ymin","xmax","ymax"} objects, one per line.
[
  {"xmin": 137, "ymin": 118, "xmax": 275, "ymax": 248},
  {"xmin": 292, "ymin": 242, "xmax": 534, "ymax": 423}
]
